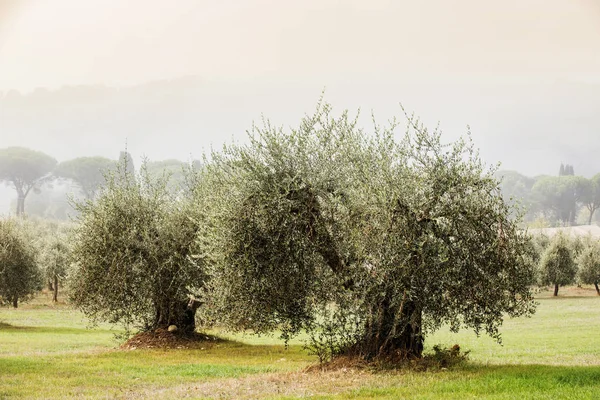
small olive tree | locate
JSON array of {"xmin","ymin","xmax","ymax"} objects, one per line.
[
  {"xmin": 577, "ymin": 239, "xmax": 600, "ymax": 295},
  {"xmin": 69, "ymin": 162, "xmax": 205, "ymax": 333},
  {"xmin": 0, "ymin": 219, "xmax": 41, "ymax": 307},
  {"xmin": 39, "ymin": 231, "xmax": 71, "ymax": 303},
  {"xmin": 199, "ymin": 102, "xmax": 536, "ymax": 361},
  {"xmin": 23, "ymin": 218, "xmax": 73, "ymax": 302},
  {"xmin": 538, "ymin": 233, "xmax": 577, "ymax": 296}
]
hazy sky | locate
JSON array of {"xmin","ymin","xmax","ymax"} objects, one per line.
[
  {"xmin": 1, "ymin": 0, "xmax": 599, "ymax": 92},
  {"xmin": 1, "ymin": 0, "xmax": 600, "ymax": 214}
]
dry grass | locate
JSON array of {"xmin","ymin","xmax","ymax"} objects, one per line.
[
  {"xmin": 121, "ymin": 329, "xmax": 223, "ymax": 350},
  {"xmin": 123, "ymin": 368, "xmax": 381, "ymax": 399}
]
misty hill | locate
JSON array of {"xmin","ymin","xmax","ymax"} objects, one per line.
[{"xmin": 1, "ymin": 77, "xmax": 599, "ymax": 177}]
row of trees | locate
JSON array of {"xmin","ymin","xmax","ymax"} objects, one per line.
[
  {"xmin": 497, "ymin": 168, "xmax": 600, "ymax": 227},
  {"xmin": 63, "ymin": 102, "xmax": 537, "ymax": 361},
  {"xmin": 9, "ymin": 103, "xmax": 595, "ymax": 362},
  {"xmin": 0, "ymin": 147, "xmax": 192, "ymax": 218},
  {"xmin": 0, "ymin": 218, "xmax": 71, "ymax": 307},
  {"xmin": 534, "ymin": 233, "xmax": 600, "ymax": 296}
]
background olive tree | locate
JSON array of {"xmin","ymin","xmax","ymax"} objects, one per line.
[
  {"xmin": 0, "ymin": 219, "xmax": 41, "ymax": 307},
  {"xmin": 69, "ymin": 161, "xmax": 205, "ymax": 333},
  {"xmin": 198, "ymin": 102, "xmax": 536, "ymax": 361},
  {"xmin": 37, "ymin": 221, "xmax": 72, "ymax": 303},
  {"xmin": 538, "ymin": 233, "xmax": 577, "ymax": 296},
  {"xmin": 577, "ymin": 239, "xmax": 600, "ymax": 295}
]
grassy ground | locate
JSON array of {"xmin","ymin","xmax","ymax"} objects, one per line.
[{"xmin": 1, "ymin": 287, "xmax": 600, "ymax": 399}]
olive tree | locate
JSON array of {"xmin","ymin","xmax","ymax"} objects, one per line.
[
  {"xmin": 577, "ymin": 239, "xmax": 600, "ymax": 295},
  {"xmin": 0, "ymin": 219, "xmax": 41, "ymax": 307},
  {"xmin": 199, "ymin": 102, "xmax": 536, "ymax": 361},
  {"xmin": 69, "ymin": 162, "xmax": 205, "ymax": 333},
  {"xmin": 25, "ymin": 218, "xmax": 72, "ymax": 301},
  {"xmin": 538, "ymin": 233, "xmax": 577, "ymax": 296},
  {"xmin": 39, "ymin": 227, "xmax": 71, "ymax": 302}
]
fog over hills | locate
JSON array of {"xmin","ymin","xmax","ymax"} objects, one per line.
[
  {"xmin": 1, "ymin": 77, "xmax": 599, "ymax": 176},
  {"xmin": 1, "ymin": 0, "xmax": 599, "ymax": 215}
]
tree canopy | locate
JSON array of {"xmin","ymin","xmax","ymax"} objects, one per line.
[
  {"xmin": 0, "ymin": 219, "xmax": 41, "ymax": 307},
  {"xmin": 579, "ymin": 173, "xmax": 600, "ymax": 225},
  {"xmin": 69, "ymin": 163, "xmax": 204, "ymax": 333},
  {"xmin": 531, "ymin": 176, "xmax": 587, "ymax": 226},
  {"xmin": 37, "ymin": 220, "xmax": 72, "ymax": 302},
  {"xmin": 538, "ymin": 233, "xmax": 577, "ymax": 296},
  {"xmin": 54, "ymin": 156, "xmax": 114, "ymax": 199},
  {"xmin": 199, "ymin": 102, "xmax": 536, "ymax": 360},
  {"xmin": 0, "ymin": 147, "xmax": 57, "ymax": 215},
  {"xmin": 577, "ymin": 239, "xmax": 600, "ymax": 295}
]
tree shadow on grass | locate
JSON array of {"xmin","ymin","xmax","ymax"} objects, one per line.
[
  {"xmin": 0, "ymin": 321, "xmax": 35, "ymax": 330},
  {"xmin": 0, "ymin": 322, "xmax": 99, "ymax": 334}
]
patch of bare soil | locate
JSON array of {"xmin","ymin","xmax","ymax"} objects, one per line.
[
  {"xmin": 120, "ymin": 329, "xmax": 221, "ymax": 350},
  {"xmin": 537, "ymin": 285, "xmax": 600, "ymax": 298},
  {"xmin": 562, "ymin": 286, "xmax": 600, "ymax": 297},
  {"xmin": 121, "ymin": 369, "xmax": 384, "ymax": 399},
  {"xmin": 304, "ymin": 355, "xmax": 369, "ymax": 372}
]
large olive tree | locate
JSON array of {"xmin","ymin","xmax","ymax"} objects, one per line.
[
  {"xmin": 69, "ymin": 162, "xmax": 205, "ymax": 333},
  {"xmin": 199, "ymin": 102, "xmax": 536, "ymax": 360}
]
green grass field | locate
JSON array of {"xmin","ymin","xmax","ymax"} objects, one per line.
[{"xmin": 1, "ymin": 287, "xmax": 600, "ymax": 399}]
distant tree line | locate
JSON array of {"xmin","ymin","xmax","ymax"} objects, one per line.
[
  {"xmin": 0, "ymin": 146, "xmax": 198, "ymax": 218},
  {"xmin": 496, "ymin": 164, "xmax": 600, "ymax": 227},
  {"xmin": 533, "ymin": 232, "xmax": 600, "ymax": 297}
]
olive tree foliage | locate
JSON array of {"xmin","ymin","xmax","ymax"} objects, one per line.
[
  {"xmin": 538, "ymin": 233, "xmax": 577, "ymax": 296},
  {"xmin": 69, "ymin": 161, "xmax": 205, "ymax": 333},
  {"xmin": 37, "ymin": 221, "xmax": 72, "ymax": 302},
  {"xmin": 576, "ymin": 239, "xmax": 600, "ymax": 295},
  {"xmin": 198, "ymin": 102, "xmax": 536, "ymax": 360},
  {"xmin": 0, "ymin": 219, "xmax": 41, "ymax": 308},
  {"xmin": 0, "ymin": 147, "xmax": 57, "ymax": 216}
]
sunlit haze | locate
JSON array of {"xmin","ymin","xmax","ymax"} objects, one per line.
[{"xmin": 1, "ymin": 0, "xmax": 600, "ymax": 211}]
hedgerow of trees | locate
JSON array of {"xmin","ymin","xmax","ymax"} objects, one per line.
[{"xmin": 497, "ymin": 168, "xmax": 600, "ymax": 227}]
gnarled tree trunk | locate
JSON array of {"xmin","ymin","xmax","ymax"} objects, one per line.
[
  {"xmin": 355, "ymin": 295, "xmax": 423, "ymax": 360},
  {"xmin": 155, "ymin": 298, "xmax": 202, "ymax": 333}
]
